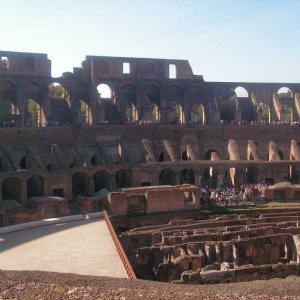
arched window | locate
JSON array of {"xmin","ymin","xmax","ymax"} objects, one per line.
[
  {"xmin": 97, "ymin": 83, "xmax": 114, "ymax": 100},
  {"xmin": 191, "ymin": 104, "xmax": 205, "ymax": 125},
  {"xmin": 172, "ymin": 104, "xmax": 184, "ymax": 124},
  {"xmin": 151, "ymin": 104, "xmax": 160, "ymax": 121},
  {"xmin": 27, "ymin": 99, "xmax": 44, "ymax": 127},
  {"xmin": 79, "ymin": 99, "xmax": 92, "ymax": 124},
  {"xmin": 278, "ymin": 87, "xmax": 293, "ymax": 99},
  {"xmin": 126, "ymin": 102, "xmax": 138, "ymax": 122},
  {"xmin": 48, "ymin": 83, "xmax": 66, "ymax": 98},
  {"xmin": 0, "ymin": 56, "xmax": 9, "ymax": 70},
  {"xmin": 234, "ymin": 86, "xmax": 249, "ymax": 98}
]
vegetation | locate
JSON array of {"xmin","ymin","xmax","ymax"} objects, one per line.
[
  {"xmin": 0, "ymin": 57, "xmax": 8, "ymax": 69},
  {"xmin": 79, "ymin": 100, "xmax": 88, "ymax": 123},
  {"xmin": 174, "ymin": 105, "xmax": 182, "ymax": 124},
  {"xmin": 49, "ymin": 84, "xmax": 64, "ymax": 98},
  {"xmin": 28, "ymin": 99, "xmax": 39, "ymax": 126}
]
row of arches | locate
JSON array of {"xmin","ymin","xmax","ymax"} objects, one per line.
[
  {"xmin": 0, "ymin": 78, "xmax": 299, "ymax": 126},
  {"xmin": 1, "ymin": 163, "xmax": 299, "ymax": 203}
]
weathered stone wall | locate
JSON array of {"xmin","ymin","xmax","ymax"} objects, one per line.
[{"xmin": 117, "ymin": 210, "xmax": 300, "ymax": 283}]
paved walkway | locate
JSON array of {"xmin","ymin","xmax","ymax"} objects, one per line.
[{"xmin": 0, "ymin": 219, "xmax": 128, "ymax": 278}]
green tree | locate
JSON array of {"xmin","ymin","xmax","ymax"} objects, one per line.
[
  {"xmin": 79, "ymin": 100, "xmax": 88, "ymax": 123},
  {"xmin": 49, "ymin": 84, "xmax": 64, "ymax": 98},
  {"xmin": 28, "ymin": 99, "xmax": 39, "ymax": 126}
]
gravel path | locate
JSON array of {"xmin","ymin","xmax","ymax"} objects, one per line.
[{"xmin": 1, "ymin": 270, "xmax": 300, "ymax": 299}]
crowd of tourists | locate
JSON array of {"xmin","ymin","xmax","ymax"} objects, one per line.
[
  {"xmin": 199, "ymin": 182, "xmax": 269, "ymax": 206},
  {"xmin": 1, "ymin": 118, "xmax": 300, "ymax": 128}
]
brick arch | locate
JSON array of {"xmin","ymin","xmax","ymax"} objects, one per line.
[{"xmin": 0, "ymin": 79, "xmax": 20, "ymax": 119}]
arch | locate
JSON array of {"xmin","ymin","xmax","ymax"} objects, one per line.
[
  {"xmin": 203, "ymin": 167, "xmax": 218, "ymax": 187},
  {"xmin": 27, "ymin": 175, "xmax": 44, "ymax": 198},
  {"xmin": 181, "ymin": 150, "xmax": 190, "ymax": 161},
  {"xmin": 246, "ymin": 167, "xmax": 257, "ymax": 184},
  {"xmin": 2, "ymin": 177, "xmax": 21, "ymax": 203},
  {"xmin": 219, "ymin": 102, "xmax": 235, "ymax": 122},
  {"xmin": 192, "ymin": 85, "xmax": 207, "ymax": 101},
  {"xmin": 278, "ymin": 150, "xmax": 284, "ymax": 160},
  {"xmin": 204, "ymin": 150, "xmax": 221, "ymax": 160},
  {"xmin": 258, "ymin": 103, "xmax": 271, "ymax": 123},
  {"xmin": 158, "ymin": 152, "xmax": 165, "ymax": 162},
  {"xmin": 94, "ymin": 170, "xmax": 110, "ymax": 192},
  {"xmin": 0, "ymin": 56, "xmax": 9, "ymax": 69},
  {"xmin": 191, "ymin": 104, "xmax": 205, "ymax": 125},
  {"xmin": 20, "ymin": 156, "xmax": 26, "ymax": 169},
  {"xmin": 27, "ymin": 99, "xmax": 45, "ymax": 127},
  {"xmin": 180, "ymin": 168, "xmax": 195, "ymax": 184},
  {"xmin": 234, "ymin": 86, "xmax": 249, "ymax": 98},
  {"xmin": 24, "ymin": 81, "xmax": 42, "ymax": 100},
  {"xmin": 0, "ymin": 80, "xmax": 20, "ymax": 123},
  {"xmin": 72, "ymin": 171, "xmax": 89, "ymax": 197},
  {"xmin": 145, "ymin": 85, "xmax": 161, "ymax": 106},
  {"xmin": 116, "ymin": 169, "xmax": 132, "ymax": 189},
  {"xmin": 278, "ymin": 87, "xmax": 293, "ymax": 99},
  {"xmin": 151, "ymin": 104, "xmax": 160, "ymax": 121},
  {"xmin": 48, "ymin": 82, "xmax": 66, "ymax": 99},
  {"xmin": 169, "ymin": 103, "xmax": 184, "ymax": 124},
  {"xmin": 79, "ymin": 99, "xmax": 92, "ymax": 124},
  {"xmin": 97, "ymin": 83, "xmax": 115, "ymax": 102},
  {"xmin": 121, "ymin": 84, "xmax": 137, "ymax": 104},
  {"xmin": 126, "ymin": 102, "xmax": 138, "ymax": 122},
  {"xmin": 159, "ymin": 168, "xmax": 176, "ymax": 185}
]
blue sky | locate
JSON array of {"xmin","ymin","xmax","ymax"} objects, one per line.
[{"xmin": 1, "ymin": 0, "xmax": 299, "ymax": 82}]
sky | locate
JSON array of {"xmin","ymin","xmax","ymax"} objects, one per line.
[{"xmin": 0, "ymin": 0, "xmax": 299, "ymax": 82}]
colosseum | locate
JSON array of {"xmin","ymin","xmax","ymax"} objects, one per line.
[{"xmin": 1, "ymin": 50, "xmax": 300, "ymax": 294}]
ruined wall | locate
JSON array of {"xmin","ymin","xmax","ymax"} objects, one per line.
[
  {"xmin": 1, "ymin": 51, "xmax": 300, "ymax": 127},
  {"xmin": 117, "ymin": 210, "xmax": 300, "ymax": 283}
]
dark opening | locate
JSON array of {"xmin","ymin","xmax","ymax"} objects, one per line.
[
  {"xmin": 181, "ymin": 150, "xmax": 189, "ymax": 161},
  {"xmin": 159, "ymin": 169, "xmax": 176, "ymax": 185},
  {"xmin": 27, "ymin": 175, "xmax": 44, "ymax": 198},
  {"xmin": 53, "ymin": 188, "xmax": 64, "ymax": 197},
  {"xmin": 2, "ymin": 177, "xmax": 21, "ymax": 203},
  {"xmin": 20, "ymin": 157, "xmax": 26, "ymax": 169},
  {"xmin": 72, "ymin": 172, "xmax": 89, "ymax": 197},
  {"xmin": 158, "ymin": 152, "xmax": 164, "ymax": 162},
  {"xmin": 180, "ymin": 168, "xmax": 195, "ymax": 184},
  {"xmin": 94, "ymin": 170, "xmax": 110, "ymax": 192},
  {"xmin": 91, "ymin": 154, "xmax": 96, "ymax": 166},
  {"xmin": 116, "ymin": 169, "xmax": 132, "ymax": 189}
]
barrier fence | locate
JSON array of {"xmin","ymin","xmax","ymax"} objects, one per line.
[{"xmin": 103, "ymin": 210, "xmax": 137, "ymax": 279}]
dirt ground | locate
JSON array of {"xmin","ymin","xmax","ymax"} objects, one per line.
[{"xmin": 1, "ymin": 270, "xmax": 300, "ymax": 300}]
